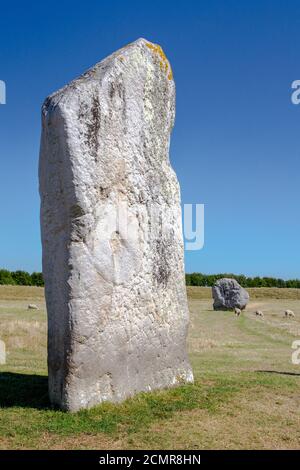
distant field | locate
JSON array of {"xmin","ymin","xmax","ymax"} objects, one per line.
[
  {"xmin": 187, "ymin": 285, "xmax": 300, "ymax": 300},
  {"xmin": 0, "ymin": 285, "xmax": 45, "ymax": 301},
  {"xmin": 0, "ymin": 285, "xmax": 300, "ymax": 449},
  {"xmin": 2, "ymin": 285, "xmax": 300, "ymax": 301}
]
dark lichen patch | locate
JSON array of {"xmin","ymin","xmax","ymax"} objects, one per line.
[
  {"xmin": 81, "ymin": 95, "xmax": 101, "ymax": 161},
  {"xmin": 70, "ymin": 219, "xmax": 87, "ymax": 243},
  {"xmin": 109, "ymin": 81, "xmax": 124, "ymax": 100},
  {"xmin": 42, "ymin": 96, "xmax": 53, "ymax": 116},
  {"xmin": 70, "ymin": 204, "xmax": 85, "ymax": 219},
  {"xmin": 69, "ymin": 204, "xmax": 88, "ymax": 243},
  {"xmin": 42, "ymin": 95, "xmax": 61, "ymax": 120},
  {"xmin": 97, "ymin": 186, "xmax": 110, "ymax": 199},
  {"xmin": 152, "ymin": 236, "xmax": 172, "ymax": 288}
]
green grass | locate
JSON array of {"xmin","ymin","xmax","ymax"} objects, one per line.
[
  {"xmin": 0, "ymin": 373, "xmax": 258, "ymax": 447},
  {"xmin": 1, "ymin": 286, "xmax": 300, "ymax": 449}
]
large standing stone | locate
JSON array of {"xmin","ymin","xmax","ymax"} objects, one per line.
[
  {"xmin": 212, "ymin": 278, "xmax": 249, "ymax": 310},
  {"xmin": 39, "ymin": 38, "xmax": 193, "ymax": 411}
]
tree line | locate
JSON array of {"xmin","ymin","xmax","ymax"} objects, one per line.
[
  {"xmin": 1, "ymin": 268, "xmax": 300, "ymax": 289},
  {"xmin": 186, "ymin": 273, "xmax": 300, "ymax": 289},
  {"xmin": 0, "ymin": 269, "xmax": 44, "ymax": 287}
]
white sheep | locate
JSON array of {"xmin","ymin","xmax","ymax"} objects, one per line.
[
  {"xmin": 234, "ymin": 307, "xmax": 241, "ymax": 316},
  {"xmin": 28, "ymin": 304, "xmax": 39, "ymax": 310},
  {"xmin": 255, "ymin": 310, "xmax": 264, "ymax": 317},
  {"xmin": 285, "ymin": 309, "xmax": 295, "ymax": 318}
]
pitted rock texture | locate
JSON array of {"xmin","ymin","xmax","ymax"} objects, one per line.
[
  {"xmin": 212, "ymin": 278, "xmax": 250, "ymax": 311},
  {"xmin": 39, "ymin": 38, "xmax": 193, "ymax": 412}
]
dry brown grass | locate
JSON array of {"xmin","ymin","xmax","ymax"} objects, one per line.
[
  {"xmin": 127, "ymin": 388, "xmax": 300, "ymax": 450},
  {"xmin": 0, "ymin": 285, "xmax": 44, "ymax": 301},
  {"xmin": 1, "ymin": 319, "xmax": 46, "ymax": 351},
  {"xmin": 2, "ymin": 284, "xmax": 299, "ymax": 301},
  {"xmin": 187, "ymin": 286, "xmax": 300, "ymax": 300},
  {"xmin": 33, "ymin": 433, "xmax": 124, "ymax": 451},
  {"xmin": 248, "ymin": 288, "xmax": 300, "ymax": 300}
]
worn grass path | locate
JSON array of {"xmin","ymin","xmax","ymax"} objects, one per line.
[{"xmin": 0, "ymin": 286, "xmax": 300, "ymax": 449}]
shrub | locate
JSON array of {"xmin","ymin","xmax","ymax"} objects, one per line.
[
  {"xmin": 0, "ymin": 269, "xmax": 16, "ymax": 285},
  {"xmin": 31, "ymin": 272, "xmax": 44, "ymax": 287},
  {"xmin": 11, "ymin": 270, "xmax": 33, "ymax": 286}
]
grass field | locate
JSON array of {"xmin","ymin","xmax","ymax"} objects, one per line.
[{"xmin": 0, "ymin": 285, "xmax": 300, "ymax": 449}]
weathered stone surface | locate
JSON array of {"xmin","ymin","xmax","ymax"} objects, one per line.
[
  {"xmin": 212, "ymin": 278, "xmax": 249, "ymax": 310},
  {"xmin": 39, "ymin": 38, "xmax": 193, "ymax": 412}
]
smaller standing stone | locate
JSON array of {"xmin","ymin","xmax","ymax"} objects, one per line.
[{"xmin": 212, "ymin": 278, "xmax": 249, "ymax": 311}]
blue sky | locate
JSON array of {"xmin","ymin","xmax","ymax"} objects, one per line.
[{"xmin": 0, "ymin": 0, "xmax": 299, "ymax": 278}]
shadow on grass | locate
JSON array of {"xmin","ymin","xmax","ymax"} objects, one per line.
[
  {"xmin": 0, "ymin": 372, "xmax": 49, "ymax": 409},
  {"xmin": 257, "ymin": 370, "xmax": 300, "ymax": 377}
]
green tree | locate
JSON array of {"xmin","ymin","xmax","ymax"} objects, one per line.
[
  {"xmin": 11, "ymin": 270, "xmax": 32, "ymax": 286},
  {"xmin": 0, "ymin": 269, "xmax": 16, "ymax": 285},
  {"xmin": 31, "ymin": 272, "xmax": 44, "ymax": 287},
  {"xmin": 185, "ymin": 273, "xmax": 300, "ymax": 289}
]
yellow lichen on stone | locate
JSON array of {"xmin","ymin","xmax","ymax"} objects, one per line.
[{"xmin": 146, "ymin": 42, "xmax": 173, "ymax": 81}]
